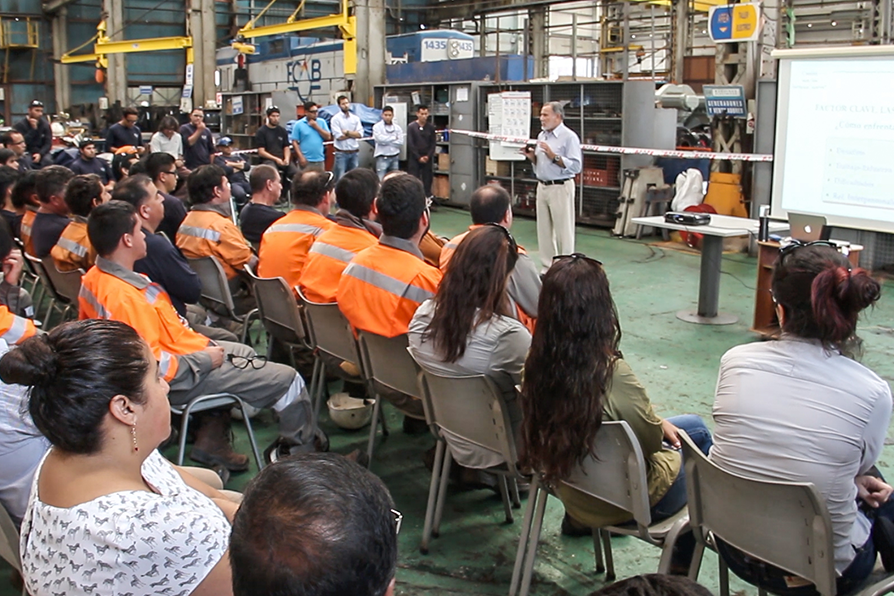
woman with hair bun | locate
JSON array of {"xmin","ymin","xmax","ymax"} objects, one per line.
[
  {"xmin": 5, "ymin": 319, "xmax": 235, "ymax": 596},
  {"xmin": 711, "ymin": 242, "xmax": 891, "ymax": 594}
]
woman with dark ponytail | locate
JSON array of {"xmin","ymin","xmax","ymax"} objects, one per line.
[
  {"xmin": 5, "ymin": 319, "xmax": 236, "ymax": 596},
  {"xmin": 711, "ymin": 243, "xmax": 891, "ymax": 594}
]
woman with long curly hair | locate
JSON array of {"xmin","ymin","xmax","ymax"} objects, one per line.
[
  {"xmin": 409, "ymin": 224, "xmax": 531, "ymax": 470},
  {"xmin": 711, "ymin": 243, "xmax": 893, "ymax": 594},
  {"xmin": 519, "ymin": 254, "xmax": 712, "ymax": 538}
]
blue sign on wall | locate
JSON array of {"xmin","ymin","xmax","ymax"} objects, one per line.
[{"xmin": 703, "ymin": 85, "xmax": 747, "ymax": 118}]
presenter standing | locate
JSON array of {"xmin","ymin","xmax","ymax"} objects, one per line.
[{"xmin": 524, "ymin": 101, "xmax": 582, "ymax": 271}]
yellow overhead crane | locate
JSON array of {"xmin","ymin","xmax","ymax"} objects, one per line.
[
  {"xmin": 60, "ymin": 19, "xmax": 193, "ymax": 67},
  {"xmin": 234, "ymin": 0, "xmax": 357, "ymax": 75}
]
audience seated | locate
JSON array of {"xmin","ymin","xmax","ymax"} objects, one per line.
[
  {"xmin": 68, "ymin": 138, "xmax": 114, "ymax": 187},
  {"xmin": 31, "ymin": 165, "xmax": 74, "ymax": 258},
  {"xmin": 0, "ymin": 166, "xmax": 20, "ymax": 237},
  {"xmin": 146, "ymin": 152, "xmax": 188, "ymax": 242},
  {"xmin": 337, "ymin": 174, "xmax": 441, "ymax": 420},
  {"xmin": 80, "ymin": 201, "xmax": 320, "ymax": 470},
  {"xmin": 441, "ymin": 184, "xmax": 541, "ymax": 329},
  {"xmin": 299, "ymin": 167, "xmax": 380, "ymax": 303},
  {"xmin": 409, "ymin": 224, "xmax": 530, "ymax": 470},
  {"xmin": 214, "ymin": 137, "xmax": 251, "ymax": 207},
  {"xmin": 518, "ymin": 254, "xmax": 711, "ymax": 560},
  {"xmin": 3, "ymin": 319, "xmax": 235, "ymax": 596},
  {"xmin": 176, "ymin": 165, "xmax": 257, "ymax": 300},
  {"xmin": 230, "ymin": 453, "xmax": 398, "ymax": 596},
  {"xmin": 710, "ymin": 242, "xmax": 892, "ymax": 594},
  {"xmin": 50, "ymin": 174, "xmax": 110, "ymax": 271},
  {"xmin": 0, "ymin": 148, "xmax": 19, "ymax": 171},
  {"xmin": 239, "ymin": 164, "xmax": 285, "ymax": 247},
  {"xmin": 111, "ymin": 149, "xmax": 139, "ymax": 182},
  {"xmin": 11, "ymin": 170, "xmax": 38, "ymax": 254},
  {"xmin": 337, "ymin": 173, "xmax": 441, "ymax": 339},
  {"xmin": 0, "ymin": 225, "xmax": 36, "ymax": 343},
  {"xmin": 257, "ymin": 170, "xmax": 335, "ymax": 296},
  {"xmin": 0, "ymin": 338, "xmax": 48, "ymax": 527},
  {"xmin": 589, "ymin": 574, "xmax": 713, "ymax": 596}
]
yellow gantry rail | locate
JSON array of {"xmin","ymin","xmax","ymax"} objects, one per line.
[
  {"xmin": 235, "ymin": 0, "xmax": 357, "ymax": 74},
  {"xmin": 61, "ymin": 20, "xmax": 193, "ymax": 67}
]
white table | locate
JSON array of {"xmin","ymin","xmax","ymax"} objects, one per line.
[{"xmin": 631, "ymin": 215, "xmax": 790, "ymax": 325}]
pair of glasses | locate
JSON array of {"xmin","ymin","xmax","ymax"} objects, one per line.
[
  {"xmin": 307, "ymin": 109, "xmax": 318, "ymax": 114},
  {"xmin": 483, "ymin": 222, "xmax": 518, "ymax": 254},
  {"xmin": 227, "ymin": 354, "xmax": 268, "ymax": 370},
  {"xmin": 162, "ymin": 170, "xmax": 178, "ymax": 177},
  {"xmin": 424, "ymin": 196, "xmax": 433, "ymax": 211},
  {"xmin": 322, "ymin": 170, "xmax": 335, "ymax": 189},
  {"xmin": 778, "ymin": 239, "xmax": 838, "ymax": 262},
  {"xmin": 391, "ymin": 509, "xmax": 403, "ymax": 535},
  {"xmin": 552, "ymin": 253, "xmax": 603, "ymax": 267}
]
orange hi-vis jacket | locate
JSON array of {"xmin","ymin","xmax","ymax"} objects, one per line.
[
  {"xmin": 337, "ymin": 236, "xmax": 442, "ymax": 338},
  {"xmin": 298, "ymin": 222, "xmax": 377, "ymax": 303},
  {"xmin": 439, "ymin": 224, "xmax": 537, "ymax": 334},
  {"xmin": 258, "ymin": 206, "xmax": 335, "ymax": 296},
  {"xmin": 20, "ymin": 209, "xmax": 36, "ymax": 256},
  {"xmin": 50, "ymin": 217, "xmax": 96, "ymax": 272},
  {"xmin": 0, "ymin": 305, "xmax": 36, "ymax": 345},
  {"xmin": 78, "ymin": 258, "xmax": 210, "ymax": 382},
  {"xmin": 176, "ymin": 205, "xmax": 253, "ymax": 280}
]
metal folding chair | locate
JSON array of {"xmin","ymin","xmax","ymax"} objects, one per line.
[
  {"xmin": 186, "ymin": 256, "xmax": 259, "ymax": 344},
  {"xmin": 510, "ymin": 421, "xmax": 690, "ymax": 596}
]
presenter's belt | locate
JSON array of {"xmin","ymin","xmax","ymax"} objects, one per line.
[
  {"xmin": 538, "ymin": 179, "xmax": 572, "ymax": 186},
  {"xmin": 336, "ymin": 149, "xmax": 359, "ymax": 153}
]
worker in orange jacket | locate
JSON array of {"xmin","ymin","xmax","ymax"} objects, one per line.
[
  {"xmin": 81, "ymin": 201, "xmax": 322, "ymax": 469},
  {"xmin": 299, "ymin": 168, "xmax": 380, "ymax": 303},
  {"xmin": 258, "ymin": 170, "xmax": 335, "ymax": 295},
  {"xmin": 51, "ymin": 174, "xmax": 110, "ymax": 272},
  {"xmin": 0, "ymin": 224, "xmax": 36, "ymax": 345},
  {"xmin": 440, "ymin": 184, "xmax": 541, "ymax": 333},
  {"xmin": 176, "ymin": 164, "xmax": 257, "ymax": 294},
  {"xmin": 337, "ymin": 174, "xmax": 441, "ymax": 422}
]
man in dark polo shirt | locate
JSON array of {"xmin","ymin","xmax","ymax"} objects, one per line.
[
  {"xmin": 255, "ymin": 106, "xmax": 297, "ymax": 192},
  {"xmin": 105, "ymin": 107, "xmax": 145, "ymax": 154},
  {"xmin": 69, "ymin": 138, "xmax": 114, "ymax": 187},
  {"xmin": 31, "ymin": 166, "xmax": 74, "ymax": 257},
  {"xmin": 2, "ymin": 131, "xmax": 33, "ymax": 173},
  {"xmin": 14, "ymin": 100, "xmax": 52, "ymax": 169},
  {"xmin": 239, "ymin": 164, "xmax": 285, "ymax": 246},
  {"xmin": 145, "ymin": 152, "xmax": 187, "ymax": 242},
  {"xmin": 180, "ymin": 107, "xmax": 215, "ymax": 170},
  {"xmin": 213, "ymin": 136, "xmax": 251, "ymax": 206}
]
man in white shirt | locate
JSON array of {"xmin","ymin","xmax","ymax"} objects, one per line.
[
  {"xmin": 331, "ymin": 95, "xmax": 363, "ymax": 181},
  {"xmin": 372, "ymin": 106, "xmax": 404, "ymax": 181},
  {"xmin": 523, "ymin": 101, "xmax": 582, "ymax": 271}
]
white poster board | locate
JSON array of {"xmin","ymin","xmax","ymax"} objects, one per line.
[{"xmin": 488, "ymin": 91, "xmax": 531, "ymax": 161}]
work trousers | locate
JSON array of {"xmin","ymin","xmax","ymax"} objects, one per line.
[
  {"xmin": 535, "ymin": 180, "xmax": 576, "ymax": 270},
  {"xmin": 168, "ymin": 340, "xmax": 316, "ymax": 448},
  {"xmin": 408, "ymin": 158, "xmax": 433, "ymax": 197}
]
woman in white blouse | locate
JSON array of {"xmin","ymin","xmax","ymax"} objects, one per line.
[
  {"xmin": 1, "ymin": 319, "xmax": 235, "ymax": 596},
  {"xmin": 409, "ymin": 224, "xmax": 530, "ymax": 470},
  {"xmin": 711, "ymin": 242, "xmax": 892, "ymax": 595}
]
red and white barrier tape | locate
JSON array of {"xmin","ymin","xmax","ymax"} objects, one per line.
[{"xmin": 448, "ymin": 129, "xmax": 774, "ymax": 163}]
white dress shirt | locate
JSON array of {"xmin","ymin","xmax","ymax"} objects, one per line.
[{"xmin": 331, "ymin": 110, "xmax": 363, "ymax": 151}]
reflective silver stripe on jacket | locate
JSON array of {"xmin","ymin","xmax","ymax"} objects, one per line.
[
  {"xmin": 1, "ymin": 316, "xmax": 29, "ymax": 344},
  {"xmin": 343, "ymin": 263, "xmax": 435, "ymax": 304},
  {"xmin": 178, "ymin": 225, "xmax": 221, "ymax": 243},
  {"xmin": 264, "ymin": 223, "xmax": 325, "ymax": 237},
  {"xmin": 159, "ymin": 351, "xmax": 175, "ymax": 377},
  {"xmin": 56, "ymin": 237, "xmax": 88, "ymax": 258},
  {"xmin": 144, "ymin": 284, "xmax": 164, "ymax": 305},
  {"xmin": 309, "ymin": 242, "xmax": 357, "ymax": 264},
  {"xmin": 79, "ymin": 285, "xmax": 112, "ymax": 319}
]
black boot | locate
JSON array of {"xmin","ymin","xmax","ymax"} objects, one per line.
[{"xmin": 190, "ymin": 410, "xmax": 250, "ymax": 472}]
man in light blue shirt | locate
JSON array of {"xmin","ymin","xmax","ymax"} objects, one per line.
[
  {"xmin": 290, "ymin": 101, "xmax": 331, "ymax": 173},
  {"xmin": 523, "ymin": 101, "xmax": 582, "ymax": 270},
  {"xmin": 331, "ymin": 95, "xmax": 363, "ymax": 181},
  {"xmin": 372, "ymin": 106, "xmax": 404, "ymax": 180}
]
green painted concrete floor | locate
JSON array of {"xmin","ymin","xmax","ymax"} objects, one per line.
[{"xmin": 5, "ymin": 206, "xmax": 894, "ymax": 595}]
